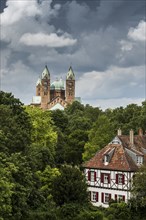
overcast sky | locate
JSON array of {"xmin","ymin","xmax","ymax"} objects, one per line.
[{"xmin": 0, "ymin": 0, "xmax": 146, "ymax": 110}]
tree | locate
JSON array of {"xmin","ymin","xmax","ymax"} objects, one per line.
[
  {"xmin": 54, "ymin": 128, "xmax": 67, "ymax": 164},
  {"xmin": 9, "ymin": 153, "xmax": 34, "ymax": 220},
  {"xmin": 106, "ymin": 104, "xmax": 142, "ymax": 135},
  {"xmin": 51, "ymin": 109, "xmax": 68, "ymax": 132},
  {"xmin": 65, "ymin": 101, "xmax": 85, "ymax": 115},
  {"xmin": 26, "ymin": 107, "xmax": 57, "ymax": 149},
  {"xmin": 106, "ymin": 202, "xmax": 131, "ymax": 220},
  {"xmin": 25, "ymin": 107, "xmax": 57, "ymax": 169},
  {"xmin": 0, "ymin": 153, "xmax": 15, "ymax": 220},
  {"xmin": 84, "ymin": 104, "xmax": 102, "ymax": 123},
  {"xmin": 64, "ymin": 129, "xmax": 88, "ymax": 165},
  {"xmin": 36, "ymin": 165, "xmax": 60, "ymax": 200},
  {"xmin": 52, "ymin": 165, "xmax": 88, "ymax": 206},
  {"xmin": 0, "ymin": 91, "xmax": 32, "ymax": 152},
  {"xmin": 0, "ymin": 104, "xmax": 31, "ymax": 154},
  {"xmin": 140, "ymin": 101, "xmax": 146, "ymax": 131},
  {"xmin": 131, "ymin": 165, "xmax": 146, "ymax": 207},
  {"xmin": 83, "ymin": 115, "xmax": 115, "ymax": 161},
  {"xmin": 75, "ymin": 209, "xmax": 103, "ymax": 220}
]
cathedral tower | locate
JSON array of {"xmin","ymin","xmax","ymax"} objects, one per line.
[
  {"xmin": 66, "ymin": 66, "xmax": 75, "ymax": 104},
  {"xmin": 36, "ymin": 66, "xmax": 50, "ymax": 109}
]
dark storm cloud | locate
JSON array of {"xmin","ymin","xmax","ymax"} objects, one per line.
[
  {"xmin": 52, "ymin": 0, "xmax": 145, "ymax": 34},
  {"xmin": 0, "ymin": 0, "xmax": 7, "ymax": 13},
  {"xmin": 49, "ymin": 0, "xmax": 145, "ymax": 73}
]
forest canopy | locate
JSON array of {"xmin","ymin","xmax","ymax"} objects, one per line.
[{"xmin": 0, "ymin": 91, "xmax": 146, "ymax": 220}]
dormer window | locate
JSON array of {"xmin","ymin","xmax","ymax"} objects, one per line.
[
  {"xmin": 104, "ymin": 155, "xmax": 109, "ymax": 163},
  {"xmin": 110, "ymin": 137, "xmax": 121, "ymax": 145},
  {"xmin": 111, "ymin": 140, "xmax": 120, "ymax": 144},
  {"xmin": 137, "ymin": 156, "xmax": 143, "ymax": 165}
]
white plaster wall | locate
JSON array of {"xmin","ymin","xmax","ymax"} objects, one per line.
[{"xmin": 88, "ymin": 187, "xmax": 131, "ymax": 208}]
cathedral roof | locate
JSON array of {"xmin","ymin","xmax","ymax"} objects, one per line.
[
  {"xmin": 50, "ymin": 78, "xmax": 65, "ymax": 90},
  {"xmin": 66, "ymin": 66, "xmax": 75, "ymax": 80},
  {"xmin": 41, "ymin": 65, "xmax": 50, "ymax": 79}
]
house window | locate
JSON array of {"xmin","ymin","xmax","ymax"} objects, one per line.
[
  {"xmin": 102, "ymin": 193, "xmax": 111, "ymax": 204},
  {"xmin": 115, "ymin": 194, "xmax": 125, "ymax": 202},
  {"xmin": 101, "ymin": 173, "xmax": 110, "ymax": 184},
  {"xmin": 137, "ymin": 156, "xmax": 143, "ymax": 165},
  {"xmin": 88, "ymin": 170, "xmax": 96, "ymax": 182},
  {"xmin": 116, "ymin": 174, "xmax": 125, "ymax": 184},
  {"xmin": 91, "ymin": 172, "xmax": 95, "ymax": 181},
  {"xmin": 118, "ymin": 174, "xmax": 123, "ymax": 184},
  {"xmin": 105, "ymin": 193, "xmax": 110, "ymax": 203},
  {"xmin": 104, "ymin": 175, "xmax": 109, "ymax": 183},
  {"xmin": 91, "ymin": 192, "xmax": 98, "ymax": 202}
]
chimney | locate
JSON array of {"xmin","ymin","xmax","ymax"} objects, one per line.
[
  {"xmin": 117, "ymin": 128, "xmax": 122, "ymax": 136},
  {"xmin": 138, "ymin": 128, "xmax": 143, "ymax": 137},
  {"xmin": 130, "ymin": 129, "xmax": 134, "ymax": 146}
]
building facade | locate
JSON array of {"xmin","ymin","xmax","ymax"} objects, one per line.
[
  {"xmin": 83, "ymin": 129, "xmax": 146, "ymax": 207},
  {"xmin": 32, "ymin": 66, "xmax": 75, "ymax": 110}
]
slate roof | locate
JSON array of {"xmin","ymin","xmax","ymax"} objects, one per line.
[{"xmin": 83, "ymin": 134, "xmax": 146, "ymax": 172}]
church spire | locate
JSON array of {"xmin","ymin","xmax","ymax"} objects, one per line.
[
  {"xmin": 41, "ymin": 65, "xmax": 50, "ymax": 79},
  {"xmin": 66, "ymin": 66, "xmax": 75, "ymax": 80},
  {"xmin": 66, "ymin": 66, "xmax": 75, "ymax": 104}
]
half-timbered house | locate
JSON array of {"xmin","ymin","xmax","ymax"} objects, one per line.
[{"xmin": 83, "ymin": 129, "xmax": 146, "ymax": 207}]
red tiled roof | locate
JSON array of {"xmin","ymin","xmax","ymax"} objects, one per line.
[
  {"xmin": 83, "ymin": 135, "xmax": 146, "ymax": 171},
  {"xmin": 118, "ymin": 135, "xmax": 146, "ymax": 151}
]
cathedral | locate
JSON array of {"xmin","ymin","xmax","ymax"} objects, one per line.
[{"xmin": 31, "ymin": 66, "xmax": 75, "ymax": 110}]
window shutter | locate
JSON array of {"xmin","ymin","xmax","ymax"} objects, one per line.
[
  {"xmin": 96, "ymin": 192, "xmax": 98, "ymax": 202},
  {"xmin": 116, "ymin": 174, "xmax": 118, "ymax": 184},
  {"xmin": 123, "ymin": 195, "xmax": 125, "ymax": 201},
  {"xmin": 108, "ymin": 174, "xmax": 110, "ymax": 183},
  {"xmin": 94, "ymin": 171, "xmax": 96, "ymax": 181},
  {"xmin": 122, "ymin": 174, "xmax": 125, "ymax": 184},
  {"xmin": 109, "ymin": 193, "xmax": 111, "ymax": 202},
  {"xmin": 88, "ymin": 191, "xmax": 91, "ymax": 201},
  {"xmin": 101, "ymin": 173, "xmax": 104, "ymax": 183},
  {"xmin": 101, "ymin": 193, "xmax": 104, "ymax": 203},
  {"xmin": 88, "ymin": 170, "xmax": 91, "ymax": 181},
  {"xmin": 115, "ymin": 194, "xmax": 117, "ymax": 200}
]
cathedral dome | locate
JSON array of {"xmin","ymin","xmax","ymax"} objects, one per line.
[{"xmin": 50, "ymin": 78, "xmax": 65, "ymax": 90}]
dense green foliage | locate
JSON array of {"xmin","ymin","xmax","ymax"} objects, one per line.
[
  {"xmin": 0, "ymin": 92, "xmax": 32, "ymax": 154},
  {"xmin": 52, "ymin": 165, "xmax": 88, "ymax": 206},
  {"xmin": 0, "ymin": 91, "xmax": 146, "ymax": 219}
]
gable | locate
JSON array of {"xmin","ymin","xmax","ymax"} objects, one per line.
[
  {"xmin": 50, "ymin": 103, "xmax": 65, "ymax": 110},
  {"xmin": 48, "ymin": 96, "xmax": 68, "ymax": 110}
]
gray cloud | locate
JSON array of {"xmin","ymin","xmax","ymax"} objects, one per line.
[{"xmin": 0, "ymin": 0, "xmax": 146, "ymax": 109}]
